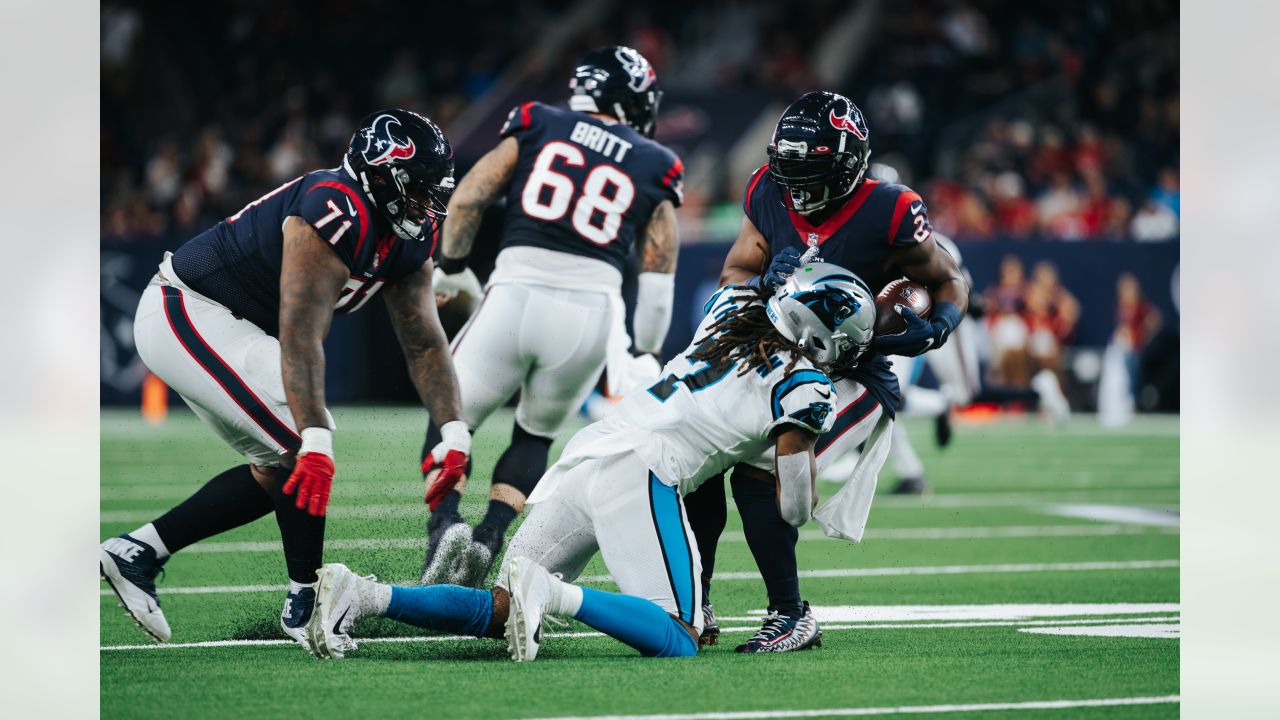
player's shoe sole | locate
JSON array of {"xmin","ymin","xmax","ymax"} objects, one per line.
[
  {"xmin": 421, "ymin": 522, "xmax": 472, "ymax": 586},
  {"xmin": 699, "ymin": 601, "xmax": 720, "ymax": 647},
  {"xmin": 505, "ymin": 556, "xmax": 562, "ymax": 662},
  {"xmin": 99, "ymin": 547, "xmax": 170, "ymax": 643}
]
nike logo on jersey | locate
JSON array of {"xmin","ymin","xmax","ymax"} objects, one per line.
[
  {"xmin": 569, "ymin": 121, "xmax": 634, "ymax": 163},
  {"xmin": 816, "ymin": 387, "xmax": 832, "ymax": 399},
  {"xmin": 910, "ymin": 202, "xmax": 924, "ymax": 215},
  {"xmin": 346, "ymin": 196, "xmax": 356, "ymax": 216}
]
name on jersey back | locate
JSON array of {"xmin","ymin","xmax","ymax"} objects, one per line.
[{"xmin": 568, "ymin": 121, "xmax": 633, "ymax": 163}]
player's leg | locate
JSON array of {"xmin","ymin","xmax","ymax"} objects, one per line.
[
  {"xmin": 303, "ymin": 480, "xmax": 599, "ymax": 659},
  {"xmin": 420, "ymin": 285, "xmax": 529, "ymax": 585},
  {"xmin": 682, "ymin": 472, "xmax": 727, "ymax": 645},
  {"xmin": 453, "ymin": 286, "xmax": 612, "ymax": 586}
]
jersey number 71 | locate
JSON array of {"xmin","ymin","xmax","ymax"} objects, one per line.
[{"xmin": 521, "ymin": 141, "xmax": 635, "ymax": 245}]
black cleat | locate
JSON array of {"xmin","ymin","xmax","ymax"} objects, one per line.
[
  {"xmin": 280, "ymin": 585, "xmax": 316, "ymax": 646},
  {"xmin": 890, "ymin": 477, "xmax": 929, "ymax": 495},
  {"xmin": 452, "ymin": 523, "xmax": 505, "ymax": 588},
  {"xmin": 735, "ymin": 601, "xmax": 822, "ymax": 653},
  {"xmin": 100, "ymin": 534, "xmax": 171, "ymax": 642},
  {"xmin": 699, "ymin": 600, "xmax": 720, "ymax": 647},
  {"xmin": 421, "ymin": 512, "xmax": 470, "ymax": 585}
]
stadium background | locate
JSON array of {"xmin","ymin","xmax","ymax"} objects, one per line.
[{"xmin": 100, "ymin": 0, "xmax": 1179, "ymax": 416}]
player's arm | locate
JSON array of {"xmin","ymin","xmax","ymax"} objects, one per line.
[
  {"xmin": 773, "ymin": 426, "xmax": 819, "ymax": 527},
  {"xmin": 876, "ymin": 236, "xmax": 971, "ymax": 357},
  {"xmin": 433, "ymin": 136, "xmax": 519, "ymax": 302},
  {"xmin": 278, "ymin": 216, "xmax": 350, "ymax": 515},
  {"xmin": 718, "ymin": 215, "xmax": 771, "ymax": 286},
  {"xmin": 383, "ymin": 262, "xmax": 472, "ymax": 507},
  {"xmin": 632, "ymin": 199, "xmax": 679, "ymax": 354}
]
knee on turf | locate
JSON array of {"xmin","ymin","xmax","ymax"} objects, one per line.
[
  {"xmin": 492, "ymin": 422, "xmax": 553, "ymax": 497},
  {"xmin": 648, "ymin": 615, "xmax": 699, "ymax": 658}
]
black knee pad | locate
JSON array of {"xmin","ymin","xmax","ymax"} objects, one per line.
[{"xmin": 492, "ymin": 422, "xmax": 553, "ymax": 497}]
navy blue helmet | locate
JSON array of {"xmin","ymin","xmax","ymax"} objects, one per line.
[
  {"xmin": 767, "ymin": 91, "xmax": 871, "ymax": 215},
  {"xmin": 568, "ymin": 46, "xmax": 662, "ymax": 138},
  {"xmin": 344, "ymin": 109, "xmax": 455, "ymax": 241}
]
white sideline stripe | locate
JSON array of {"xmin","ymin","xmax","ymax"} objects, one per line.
[
  {"xmin": 1042, "ymin": 504, "xmax": 1180, "ymax": 528},
  {"xmin": 159, "ymin": 524, "xmax": 1176, "ymax": 555},
  {"xmin": 99, "ymin": 616, "xmax": 1179, "ymax": 651},
  {"xmin": 522, "ymin": 695, "xmax": 1180, "ymax": 720},
  {"xmin": 100, "ymin": 559, "xmax": 1179, "ymax": 597}
]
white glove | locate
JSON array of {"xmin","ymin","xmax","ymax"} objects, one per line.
[{"xmin": 432, "ymin": 264, "xmax": 484, "ymax": 303}]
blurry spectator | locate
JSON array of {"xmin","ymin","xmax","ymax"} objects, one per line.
[
  {"xmin": 1100, "ymin": 273, "xmax": 1163, "ymax": 426},
  {"xmin": 144, "ymin": 140, "xmax": 183, "ymax": 207},
  {"xmin": 1150, "ymin": 166, "xmax": 1180, "ymax": 218},
  {"xmin": 985, "ymin": 255, "xmax": 1030, "ymax": 386},
  {"xmin": 1036, "ymin": 172, "xmax": 1086, "ymax": 240},
  {"xmin": 1030, "ymin": 260, "xmax": 1079, "ymax": 344},
  {"xmin": 379, "ymin": 49, "xmax": 425, "ymax": 107},
  {"xmin": 1130, "ymin": 198, "xmax": 1178, "ymax": 241},
  {"xmin": 991, "ymin": 172, "xmax": 1037, "ymax": 237}
]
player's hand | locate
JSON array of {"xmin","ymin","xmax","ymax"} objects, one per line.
[
  {"xmin": 283, "ymin": 428, "xmax": 336, "ymax": 516},
  {"xmin": 872, "ymin": 305, "xmax": 940, "ymax": 357},
  {"xmin": 432, "ymin": 263, "xmax": 483, "ymax": 305},
  {"xmin": 422, "ymin": 420, "xmax": 471, "ymax": 510},
  {"xmin": 749, "ymin": 246, "xmax": 803, "ymax": 292}
]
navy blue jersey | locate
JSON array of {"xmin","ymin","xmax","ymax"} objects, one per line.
[
  {"xmin": 743, "ymin": 168, "xmax": 934, "ymax": 416},
  {"xmin": 169, "ymin": 167, "xmax": 435, "ymax": 337},
  {"xmin": 497, "ymin": 102, "xmax": 683, "ymax": 274}
]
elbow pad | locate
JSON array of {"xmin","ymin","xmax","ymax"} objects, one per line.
[
  {"xmin": 775, "ymin": 451, "xmax": 814, "ymax": 528},
  {"xmin": 634, "ymin": 272, "xmax": 675, "ymax": 354}
]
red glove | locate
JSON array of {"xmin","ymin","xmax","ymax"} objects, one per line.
[
  {"xmin": 283, "ymin": 428, "xmax": 335, "ymax": 516},
  {"xmin": 422, "ymin": 420, "xmax": 471, "ymax": 510}
]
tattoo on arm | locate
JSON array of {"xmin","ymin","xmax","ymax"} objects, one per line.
[
  {"xmin": 278, "ymin": 217, "xmax": 349, "ymax": 432},
  {"xmin": 640, "ymin": 200, "xmax": 678, "ymax": 273},
  {"xmin": 384, "ymin": 263, "xmax": 464, "ymax": 424},
  {"xmin": 441, "ymin": 137, "xmax": 518, "ymax": 260}
]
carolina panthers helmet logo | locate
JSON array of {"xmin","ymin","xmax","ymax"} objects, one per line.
[
  {"xmin": 792, "ymin": 287, "xmax": 861, "ymax": 331},
  {"xmin": 828, "ymin": 101, "xmax": 868, "ymax": 140},
  {"xmin": 361, "ymin": 114, "xmax": 417, "ymax": 166},
  {"xmin": 615, "ymin": 46, "xmax": 656, "ymax": 92}
]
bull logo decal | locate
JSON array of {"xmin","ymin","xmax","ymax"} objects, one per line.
[
  {"xmin": 362, "ymin": 114, "xmax": 417, "ymax": 166},
  {"xmin": 828, "ymin": 104, "xmax": 867, "ymax": 140},
  {"xmin": 615, "ymin": 46, "xmax": 656, "ymax": 92}
]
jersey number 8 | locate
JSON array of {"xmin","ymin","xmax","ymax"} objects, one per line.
[{"xmin": 521, "ymin": 141, "xmax": 635, "ymax": 245}]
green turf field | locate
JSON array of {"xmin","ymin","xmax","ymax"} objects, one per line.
[{"xmin": 100, "ymin": 407, "xmax": 1179, "ymax": 719}]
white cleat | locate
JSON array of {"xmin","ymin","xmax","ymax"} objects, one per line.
[
  {"xmin": 99, "ymin": 539, "xmax": 171, "ymax": 643},
  {"xmin": 304, "ymin": 563, "xmax": 378, "ymax": 660},
  {"xmin": 504, "ymin": 556, "xmax": 569, "ymax": 662}
]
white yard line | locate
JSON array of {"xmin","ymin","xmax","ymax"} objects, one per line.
[
  {"xmin": 152, "ymin": 524, "xmax": 1175, "ymax": 555},
  {"xmin": 100, "ymin": 616, "xmax": 1179, "ymax": 652},
  {"xmin": 101, "ymin": 559, "xmax": 1179, "ymax": 597},
  {"xmin": 520, "ymin": 695, "xmax": 1180, "ymax": 720},
  {"xmin": 1041, "ymin": 504, "xmax": 1180, "ymax": 528}
]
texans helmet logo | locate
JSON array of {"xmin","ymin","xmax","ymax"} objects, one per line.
[
  {"xmin": 828, "ymin": 104, "xmax": 868, "ymax": 140},
  {"xmin": 362, "ymin": 114, "xmax": 417, "ymax": 166},
  {"xmin": 615, "ymin": 46, "xmax": 656, "ymax": 92}
]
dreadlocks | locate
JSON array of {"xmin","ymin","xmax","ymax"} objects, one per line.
[{"xmin": 688, "ymin": 286, "xmax": 821, "ymax": 376}]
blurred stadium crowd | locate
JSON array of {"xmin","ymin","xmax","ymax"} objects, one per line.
[{"xmin": 101, "ymin": 0, "xmax": 1177, "ymax": 245}]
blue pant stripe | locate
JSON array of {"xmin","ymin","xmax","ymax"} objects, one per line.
[{"xmin": 647, "ymin": 472, "xmax": 695, "ymax": 625}]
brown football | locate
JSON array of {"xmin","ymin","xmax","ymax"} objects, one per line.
[{"xmin": 875, "ymin": 279, "xmax": 933, "ymax": 336}]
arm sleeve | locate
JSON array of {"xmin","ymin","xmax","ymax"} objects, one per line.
[
  {"xmin": 886, "ymin": 188, "xmax": 934, "ymax": 248},
  {"xmin": 633, "ymin": 272, "xmax": 675, "ymax": 354},
  {"xmin": 296, "ymin": 182, "xmax": 369, "ymax": 267},
  {"xmin": 765, "ymin": 369, "xmax": 838, "ymax": 437}
]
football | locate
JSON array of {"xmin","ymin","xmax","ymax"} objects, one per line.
[{"xmin": 874, "ymin": 278, "xmax": 933, "ymax": 336}]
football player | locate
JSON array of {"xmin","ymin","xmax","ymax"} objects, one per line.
[
  {"xmin": 685, "ymin": 91, "xmax": 970, "ymax": 651},
  {"xmin": 419, "ymin": 46, "xmax": 683, "ymax": 588},
  {"xmin": 99, "ymin": 110, "xmax": 472, "ymax": 646},
  {"xmin": 300, "ymin": 263, "xmax": 876, "ymax": 662}
]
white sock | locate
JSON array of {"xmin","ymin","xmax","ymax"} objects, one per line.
[
  {"xmin": 288, "ymin": 580, "xmax": 311, "ymax": 594},
  {"xmin": 130, "ymin": 523, "xmax": 171, "ymax": 561},
  {"xmin": 368, "ymin": 582, "xmax": 392, "ymax": 615},
  {"xmin": 556, "ymin": 582, "xmax": 584, "ymax": 617}
]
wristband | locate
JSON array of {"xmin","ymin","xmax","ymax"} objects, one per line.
[
  {"xmin": 437, "ymin": 255, "xmax": 468, "ymax": 274},
  {"xmin": 930, "ymin": 301, "xmax": 964, "ymax": 347},
  {"xmin": 299, "ymin": 427, "xmax": 334, "ymax": 458},
  {"xmin": 439, "ymin": 420, "xmax": 471, "ymax": 452}
]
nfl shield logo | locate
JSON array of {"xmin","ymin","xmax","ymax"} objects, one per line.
[{"xmin": 807, "ymin": 233, "xmax": 819, "ymax": 246}]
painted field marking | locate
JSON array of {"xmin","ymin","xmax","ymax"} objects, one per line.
[
  {"xmin": 100, "ymin": 616, "xmax": 1179, "ymax": 652},
  {"xmin": 133, "ymin": 524, "xmax": 1175, "ymax": 556},
  {"xmin": 101, "ymin": 559, "xmax": 1179, "ymax": 598},
  {"xmin": 1020, "ymin": 623, "xmax": 1179, "ymax": 639},
  {"xmin": 719, "ymin": 603, "xmax": 1180, "ymax": 624},
  {"xmin": 1041, "ymin": 503, "xmax": 1180, "ymax": 527},
  {"xmin": 519, "ymin": 695, "xmax": 1180, "ymax": 720}
]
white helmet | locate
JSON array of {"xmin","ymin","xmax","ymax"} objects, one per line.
[{"xmin": 764, "ymin": 261, "xmax": 877, "ymax": 364}]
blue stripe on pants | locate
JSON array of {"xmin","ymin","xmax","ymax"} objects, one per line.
[{"xmin": 647, "ymin": 472, "xmax": 695, "ymax": 625}]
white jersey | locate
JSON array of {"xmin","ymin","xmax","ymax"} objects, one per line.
[{"xmin": 537, "ymin": 287, "xmax": 837, "ymax": 498}]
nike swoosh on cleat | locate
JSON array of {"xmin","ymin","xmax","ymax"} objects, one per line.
[{"xmin": 332, "ymin": 606, "xmax": 350, "ymax": 637}]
